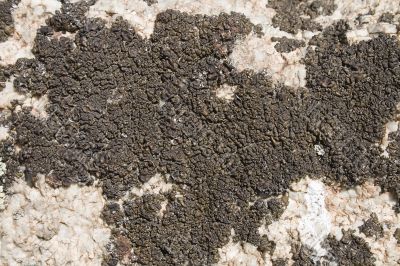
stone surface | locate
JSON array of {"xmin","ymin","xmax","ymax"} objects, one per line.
[{"xmin": 0, "ymin": 0, "xmax": 400, "ymax": 265}]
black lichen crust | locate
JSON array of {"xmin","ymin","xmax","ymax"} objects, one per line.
[
  {"xmin": 268, "ymin": 0, "xmax": 336, "ymax": 34},
  {"xmin": 271, "ymin": 36, "xmax": 306, "ymax": 53},
  {"xmin": 323, "ymin": 230, "xmax": 376, "ymax": 265},
  {"xmin": 306, "ymin": 22, "xmax": 400, "ymax": 208},
  {"xmin": 143, "ymin": 0, "xmax": 158, "ymax": 6},
  {"xmin": 46, "ymin": 0, "xmax": 97, "ymax": 33},
  {"xmin": 394, "ymin": 228, "xmax": 400, "ymax": 244},
  {"xmin": 379, "ymin": 12, "xmax": 395, "ymax": 23},
  {"xmin": 359, "ymin": 213, "xmax": 384, "ymax": 239},
  {"xmin": 1, "ymin": 3, "xmax": 400, "ymax": 265},
  {"xmin": 0, "ymin": 0, "xmax": 20, "ymax": 42}
]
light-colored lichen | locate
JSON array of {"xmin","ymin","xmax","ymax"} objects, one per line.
[
  {"xmin": 0, "ymin": 186, "xmax": 5, "ymax": 211},
  {"xmin": 22, "ymin": 94, "xmax": 49, "ymax": 119},
  {"xmin": 0, "ymin": 175, "xmax": 111, "ymax": 266},
  {"xmin": 0, "ymin": 158, "xmax": 6, "ymax": 177},
  {"xmin": 119, "ymin": 173, "xmax": 174, "ymax": 217},
  {"xmin": 314, "ymin": 144, "xmax": 325, "ymax": 156},
  {"xmin": 158, "ymin": 199, "xmax": 169, "ymax": 217},
  {"xmin": 230, "ymin": 33, "xmax": 307, "ymax": 88}
]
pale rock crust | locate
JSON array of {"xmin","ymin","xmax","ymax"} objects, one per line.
[
  {"xmin": 129, "ymin": 173, "xmax": 172, "ymax": 198},
  {"xmin": 216, "ymin": 84, "xmax": 237, "ymax": 102},
  {"xmin": 261, "ymin": 178, "xmax": 331, "ymax": 264},
  {"xmin": 0, "ymin": 77, "xmax": 25, "ymax": 109},
  {"xmin": 51, "ymin": 31, "xmax": 77, "ymax": 40},
  {"xmin": 118, "ymin": 173, "xmax": 173, "ymax": 217},
  {"xmin": 0, "ymin": 76, "xmax": 49, "ymax": 119},
  {"xmin": 315, "ymin": 0, "xmax": 400, "ymax": 44},
  {"xmin": 380, "ymin": 120, "xmax": 399, "ymax": 158},
  {"xmin": 0, "ymin": 0, "xmax": 62, "ymax": 66},
  {"xmin": 0, "ymin": 185, "xmax": 5, "ymax": 211},
  {"xmin": 0, "ymin": 159, "xmax": 6, "ymax": 177},
  {"xmin": 314, "ymin": 144, "xmax": 325, "ymax": 156},
  {"xmin": 0, "ymin": 126, "xmax": 9, "ymax": 141},
  {"xmin": 21, "ymin": 94, "xmax": 49, "ymax": 119},
  {"xmin": 326, "ymin": 181, "xmax": 400, "ymax": 266},
  {"xmin": 230, "ymin": 33, "xmax": 307, "ymax": 88},
  {"xmin": 158, "ymin": 199, "xmax": 168, "ymax": 217},
  {"xmin": 259, "ymin": 177, "xmax": 400, "ymax": 265},
  {"xmin": 0, "ymin": 175, "xmax": 111, "ymax": 266},
  {"xmin": 216, "ymin": 229, "xmax": 271, "ymax": 266}
]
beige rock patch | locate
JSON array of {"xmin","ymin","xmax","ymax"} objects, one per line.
[
  {"xmin": 0, "ymin": 0, "xmax": 62, "ymax": 65},
  {"xmin": 260, "ymin": 177, "xmax": 400, "ymax": 265},
  {"xmin": 0, "ymin": 176, "xmax": 111, "ymax": 266}
]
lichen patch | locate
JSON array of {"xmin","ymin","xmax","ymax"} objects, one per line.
[
  {"xmin": 1, "ymin": 1, "xmax": 400, "ymax": 265},
  {"xmin": 87, "ymin": 0, "xmax": 272, "ymax": 39},
  {"xmin": 315, "ymin": 0, "xmax": 400, "ymax": 44}
]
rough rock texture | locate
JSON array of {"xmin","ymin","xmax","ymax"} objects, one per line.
[
  {"xmin": 0, "ymin": 0, "xmax": 400, "ymax": 265},
  {"xmin": 0, "ymin": 176, "xmax": 110, "ymax": 265}
]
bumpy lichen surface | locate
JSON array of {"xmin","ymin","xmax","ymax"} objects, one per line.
[{"xmin": 0, "ymin": 0, "xmax": 400, "ymax": 265}]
